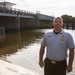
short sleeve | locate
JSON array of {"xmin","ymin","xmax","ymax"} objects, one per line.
[
  {"xmin": 67, "ymin": 33, "xmax": 75, "ymax": 50},
  {"xmin": 41, "ymin": 34, "xmax": 47, "ymax": 46}
]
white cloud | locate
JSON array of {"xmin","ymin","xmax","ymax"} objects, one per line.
[{"xmin": 1, "ymin": 0, "xmax": 75, "ymax": 17}]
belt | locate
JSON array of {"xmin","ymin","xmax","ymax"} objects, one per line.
[{"xmin": 45, "ymin": 57, "xmax": 66, "ymax": 64}]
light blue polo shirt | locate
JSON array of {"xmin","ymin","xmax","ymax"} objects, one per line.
[{"xmin": 41, "ymin": 29, "xmax": 75, "ymax": 61}]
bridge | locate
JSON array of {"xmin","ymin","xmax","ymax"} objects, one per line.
[
  {"xmin": 0, "ymin": 2, "xmax": 54, "ymax": 30},
  {"xmin": 0, "ymin": 1, "xmax": 75, "ymax": 31}
]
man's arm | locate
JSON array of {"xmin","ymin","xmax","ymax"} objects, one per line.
[
  {"xmin": 66, "ymin": 48, "xmax": 74, "ymax": 73},
  {"xmin": 39, "ymin": 45, "xmax": 45, "ymax": 68}
]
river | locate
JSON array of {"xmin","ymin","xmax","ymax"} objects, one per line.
[{"xmin": 0, "ymin": 29, "xmax": 75, "ymax": 75}]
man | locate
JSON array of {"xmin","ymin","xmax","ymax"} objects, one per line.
[{"xmin": 39, "ymin": 17, "xmax": 75, "ymax": 75}]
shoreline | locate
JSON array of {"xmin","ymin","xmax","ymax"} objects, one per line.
[{"xmin": 0, "ymin": 59, "xmax": 41, "ymax": 75}]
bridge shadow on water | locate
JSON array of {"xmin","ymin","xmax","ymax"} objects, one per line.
[{"xmin": 0, "ymin": 29, "xmax": 44, "ymax": 58}]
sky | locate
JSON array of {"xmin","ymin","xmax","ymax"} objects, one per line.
[{"xmin": 0, "ymin": 0, "xmax": 75, "ymax": 17}]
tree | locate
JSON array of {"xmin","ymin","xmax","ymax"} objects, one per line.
[{"xmin": 61, "ymin": 14, "xmax": 72, "ymax": 23}]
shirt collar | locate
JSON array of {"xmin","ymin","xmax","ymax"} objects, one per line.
[
  {"xmin": 60, "ymin": 29, "xmax": 65, "ymax": 34},
  {"xmin": 52, "ymin": 29, "xmax": 65, "ymax": 34}
]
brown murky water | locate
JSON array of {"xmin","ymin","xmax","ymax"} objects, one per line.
[
  {"xmin": 0, "ymin": 29, "xmax": 44, "ymax": 57},
  {"xmin": 0, "ymin": 29, "xmax": 75, "ymax": 75}
]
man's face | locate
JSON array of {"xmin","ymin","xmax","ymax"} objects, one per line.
[{"xmin": 53, "ymin": 17, "xmax": 63, "ymax": 29}]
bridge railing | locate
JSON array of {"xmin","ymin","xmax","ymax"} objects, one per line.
[{"xmin": 0, "ymin": 6, "xmax": 36, "ymax": 16}]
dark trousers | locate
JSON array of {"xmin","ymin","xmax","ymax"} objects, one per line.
[{"xmin": 44, "ymin": 58, "xmax": 67, "ymax": 75}]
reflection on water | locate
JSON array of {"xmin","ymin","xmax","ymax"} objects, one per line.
[{"xmin": 0, "ymin": 29, "xmax": 44, "ymax": 58}]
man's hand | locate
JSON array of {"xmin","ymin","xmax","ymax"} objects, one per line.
[
  {"xmin": 66, "ymin": 65, "xmax": 73, "ymax": 73},
  {"xmin": 39, "ymin": 60, "xmax": 44, "ymax": 68}
]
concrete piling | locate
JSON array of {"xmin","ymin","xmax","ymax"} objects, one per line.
[{"xmin": 0, "ymin": 27, "xmax": 6, "ymax": 47}]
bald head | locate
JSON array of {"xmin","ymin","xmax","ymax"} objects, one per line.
[
  {"xmin": 53, "ymin": 17, "xmax": 63, "ymax": 23},
  {"xmin": 53, "ymin": 17, "xmax": 64, "ymax": 30}
]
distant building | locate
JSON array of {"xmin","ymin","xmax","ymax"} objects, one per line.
[{"xmin": 0, "ymin": 2, "xmax": 16, "ymax": 9}]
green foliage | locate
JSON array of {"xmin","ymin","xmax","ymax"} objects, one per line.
[{"xmin": 61, "ymin": 14, "xmax": 75, "ymax": 23}]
